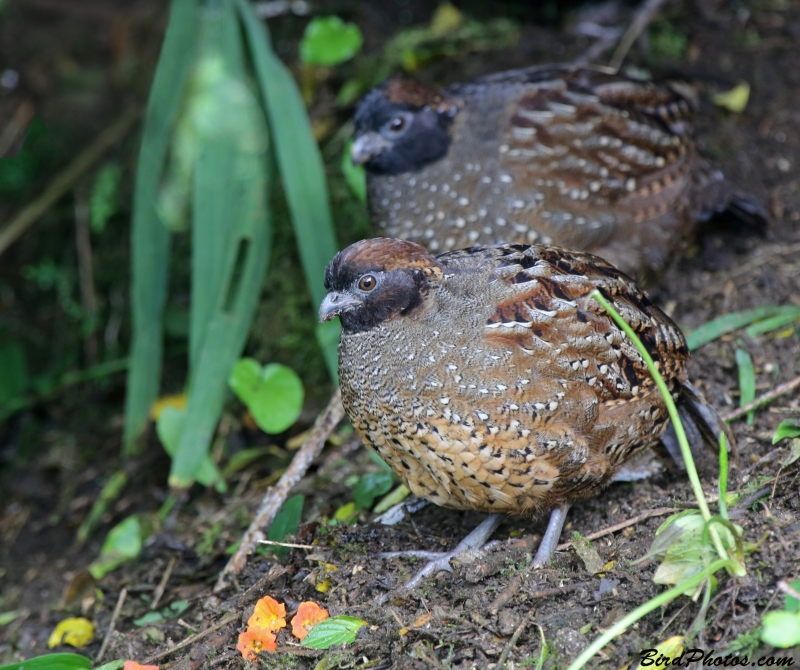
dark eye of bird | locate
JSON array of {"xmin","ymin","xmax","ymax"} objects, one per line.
[
  {"xmin": 389, "ymin": 115, "xmax": 406, "ymax": 132},
  {"xmin": 358, "ymin": 274, "xmax": 377, "ymax": 291}
]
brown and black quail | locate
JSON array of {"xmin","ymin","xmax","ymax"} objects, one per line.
[
  {"xmin": 351, "ymin": 64, "xmax": 766, "ymax": 279},
  {"xmin": 319, "ymin": 237, "xmax": 729, "ymax": 586}
]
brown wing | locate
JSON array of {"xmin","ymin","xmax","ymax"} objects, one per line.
[
  {"xmin": 496, "ymin": 68, "xmax": 696, "ymax": 251},
  {"xmin": 446, "ymin": 244, "xmax": 689, "ymax": 475}
]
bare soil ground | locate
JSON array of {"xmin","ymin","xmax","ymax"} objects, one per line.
[{"xmin": 1, "ymin": 1, "xmax": 800, "ymax": 668}]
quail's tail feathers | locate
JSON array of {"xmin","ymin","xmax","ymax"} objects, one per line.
[
  {"xmin": 690, "ymin": 160, "xmax": 769, "ymax": 232},
  {"xmin": 660, "ymin": 381, "xmax": 735, "ymax": 473}
]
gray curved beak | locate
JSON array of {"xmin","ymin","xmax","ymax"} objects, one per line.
[
  {"xmin": 319, "ymin": 291, "xmax": 361, "ymax": 323},
  {"xmin": 351, "ymin": 132, "xmax": 391, "ymax": 165}
]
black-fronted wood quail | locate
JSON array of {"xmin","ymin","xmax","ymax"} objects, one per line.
[
  {"xmin": 319, "ymin": 237, "xmax": 730, "ymax": 585},
  {"xmin": 351, "ymin": 65, "xmax": 765, "ymax": 279}
]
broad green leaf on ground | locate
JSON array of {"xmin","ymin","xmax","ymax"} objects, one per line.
[
  {"xmin": 761, "ymin": 611, "xmax": 800, "ymax": 648},
  {"xmin": 302, "ymin": 615, "xmax": 366, "ymax": 649},
  {"xmin": 88, "ymin": 515, "xmax": 143, "ymax": 579},
  {"xmin": 300, "ymin": 16, "xmax": 363, "ymax": 66},
  {"xmin": 156, "ymin": 406, "xmax": 225, "ymax": 491},
  {"xmin": 47, "ymin": 618, "xmax": 94, "ymax": 649},
  {"xmin": 735, "ymin": 348, "xmax": 756, "ymax": 424},
  {"xmin": 266, "ymin": 494, "xmax": 304, "ymax": 558},
  {"xmin": 646, "ymin": 510, "xmax": 744, "ymax": 592},
  {"xmin": 773, "ymin": 420, "xmax": 800, "ymax": 444},
  {"xmin": 353, "ymin": 471, "xmax": 394, "ymax": 511},
  {"xmin": 686, "ymin": 305, "xmax": 800, "ymax": 350},
  {"xmin": 0, "ymin": 654, "xmax": 91, "ymax": 670},
  {"xmin": 89, "ymin": 163, "xmax": 122, "ymax": 233},
  {"xmin": 229, "ymin": 359, "xmax": 304, "ymax": 434}
]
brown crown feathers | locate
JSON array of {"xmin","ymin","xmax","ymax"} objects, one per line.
[{"xmin": 352, "ymin": 64, "xmax": 766, "ymax": 280}]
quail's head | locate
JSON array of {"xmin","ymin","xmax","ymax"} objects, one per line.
[
  {"xmin": 319, "ymin": 238, "xmax": 441, "ymax": 333},
  {"xmin": 351, "ymin": 80, "xmax": 458, "ymax": 175}
]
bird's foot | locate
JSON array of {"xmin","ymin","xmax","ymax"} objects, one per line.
[{"xmin": 377, "ymin": 513, "xmax": 503, "ymax": 597}]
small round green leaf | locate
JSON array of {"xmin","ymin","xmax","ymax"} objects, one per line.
[
  {"xmin": 300, "ymin": 16, "xmax": 363, "ymax": 66},
  {"xmin": 229, "ymin": 359, "xmax": 304, "ymax": 434},
  {"xmin": 761, "ymin": 611, "xmax": 800, "ymax": 648},
  {"xmin": 302, "ymin": 615, "xmax": 366, "ymax": 649}
]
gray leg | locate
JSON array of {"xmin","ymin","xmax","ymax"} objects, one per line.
[
  {"xmin": 532, "ymin": 503, "xmax": 570, "ymax": 567},
  {"xmin": 379, "ymin": 513, "xmax": 504, "ymax": 593}
]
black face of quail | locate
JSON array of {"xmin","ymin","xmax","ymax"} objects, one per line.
[{"xmin": 351, "ymin": 82, "xmax": 457, "ymax": 175}]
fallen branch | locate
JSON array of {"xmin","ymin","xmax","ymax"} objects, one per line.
[
  {"xmin": 556, "ymin": 506, "xmax": 679, "ymax": 551},
  {"xmin": 96, "ymin": 587, "xmax": 127, "ymax": 663},
  {"xmin": 0, "ymin": 106, "xmax": 140, "ymax": 257},
  {"xmin": 609, "ymin": 0, "xmax": 673, "ymax": 71},
  {"xmin": 143, "ymin": 611, "xmax": 239, "ymax": 665},
  {"xmin": 215, "ymin": 389, "xmax": 345, "ymax": 591},
  {"xmin": 722, "ymin": 374, "xmax": 800, "ymax": 422}
]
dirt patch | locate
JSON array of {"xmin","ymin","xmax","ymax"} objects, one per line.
[{"xmin": 2, "ymin": 1, "xmax": 800, "ymax": 669}]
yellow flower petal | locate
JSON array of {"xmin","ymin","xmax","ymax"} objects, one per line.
[
  {"xmin": 150, "ymin": 393, "xmax": 187, "ymax": 421},
  {"xmin": 48, "ymin": 617, "xmax": 95, "ymax": 648}
]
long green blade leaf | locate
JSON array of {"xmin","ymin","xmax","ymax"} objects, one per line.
[
  {"xmin": 686, "ymin": 305, "xmax": 798, "ymax": 351},
  {"xmin": 169, "ymin": 2, "xmax": 272, "ymax": 487},
  {"xmin": 735, "ymin": 347, "xmax": 756, "ymax": 425},
  {"xmin": 124, "ymin": 0, "xmax": 200, "ymax": 453},
  {"xmin": 236, "ymin": 0, "xmax": 340, "ymax": 380}
]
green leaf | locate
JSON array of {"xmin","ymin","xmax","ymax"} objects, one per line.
[
  {"xmin": 735, "ymin": 347, "xmax": 756, "ymax": 424},
  {"xmin": 0, "ymin": 341, "xmax": 28, "ymax": 405},
  {"xmin": 229, "ymin": 359, "xmax": 304, "ymax": 433},
  {"xmin": 124, "ymin": 0, "xmax": 200, "ymax": 453},
  {"xmin": 302, "ymin": 615, "xmax": 366, "ymax": 649},
  {"xmin": 686, "ymin": 306, "xmax": 800, "ymax": 351},
  {"xmin": 164, "ymin": 599, "xmax": 190, "ymax": 618},
  {"xmin": 89, "ymin": 163, "xmax": 122, "ymax": 233},
  {"xmin": 300, "ymin": 16, "xmax": 363, "ymax": 66},
  {"xmin": 341, "ymin": 140, "xmax": 366, "ymax": 203},
  {"xmin": 744, "ymin": 307, "xmax": 800, "ymax": 337},
  {"xmin": 0, "ymin": 654, "xmax": 91, "ymax": 670},
  {"xmin": 156, "ymin": 407, "xmax": 226, "ymax": 491},
  {"xmin": 266, "ymin": 494, "xmax": 304, "ymax": 558},
  {"xmin": 761, "ymin": 611, "xmax": 800, "ymax": 648},
  {"xmin": 94, "ymin": 661, "xmax": 126, "ymax": 670},
  {"xmin": 88, "ymin": 515, "xmax": 143, "ymax": 579},
  {"xmin": 237, "ymin": 0, "xmax": 340, "ymax": 380},
  {"xmin": 353, "ymin": 471, "xmax": 394, "ymax": 511},
  {"xmin": 773, "ymin": 420, "xmax": 800, "ymax": 444},
  {"xmin": 133, "ymin": 611, "xmax": 164, "ymax": 627},
  {"xmin": 169, "ymin": 1, "xmax": 273, "ymax": 489}
]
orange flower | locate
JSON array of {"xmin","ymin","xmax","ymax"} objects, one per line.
[
  {"xmin": 247, "ymin": 595, "xmax": 286, "ymax": 632},
  {"xmin": 237, "ymin": 626, "xmax": 277, "ymax": 660},
  {"xmin": 291, "ymin": 601, "xmax": 330, "ymax": 641},
  {"xmin": 123, "ymin": 663, "xmax": 159, "ymax": 670}
]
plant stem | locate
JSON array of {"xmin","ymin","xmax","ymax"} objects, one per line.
[
  {"xmin": 589, "ymin": 291, "xmax": 735, "ymax": 569},
  {"xmin": 566, "ymin": 558, "xmax": 733, "ymax": 670}
]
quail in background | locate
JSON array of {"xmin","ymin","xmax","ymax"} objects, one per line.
[
  {"xmin": 352, "ymin": 64, "xmax": 766, "ymax": 280},
  {"xmin": 319, "ymin": 238, "xmax": 730, "ymax": 586}
]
